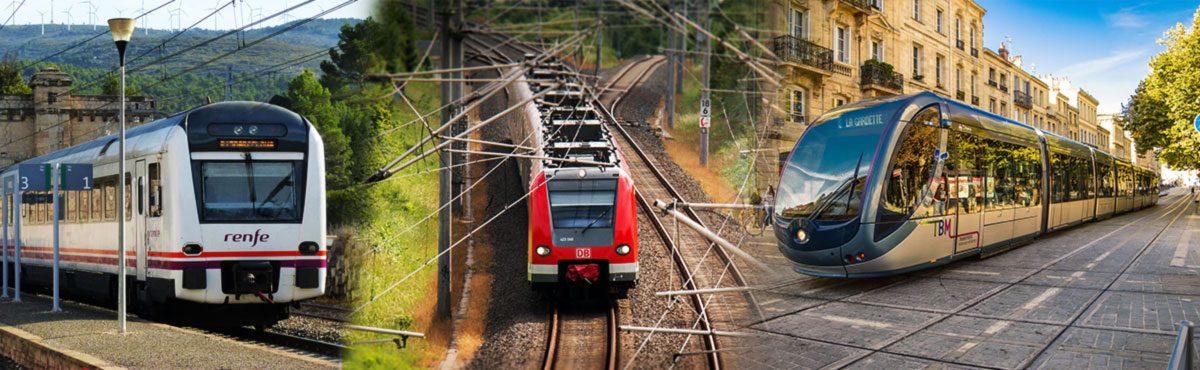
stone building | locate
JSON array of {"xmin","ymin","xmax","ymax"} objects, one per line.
[
  {"xmin": 763, "ymin": 0, "xmax": 1135, "ymax": 186},
  {"xmin": 0, "ymin": 67, "xmax": 158, "ymax": 167}
]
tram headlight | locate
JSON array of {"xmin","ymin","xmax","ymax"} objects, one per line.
[
  {"xmin": 299, "ymin": 242, "xmax": 320, "ymax": 255},
  {"xmin": 795, "ymin": 229, "xmax": 809, "ymax": 244},
  {"xmin": 615, "ymin": 244, "xmax": 631, "ymax": 255},
  {"xmin": 535, "ymin": 245, "xmax": 552, "ymax": 257}
]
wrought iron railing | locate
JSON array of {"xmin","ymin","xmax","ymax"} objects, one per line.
[
  {"xmin": 971, "ymin": 96, "xmax": 980, "ymax": 105},
  {"xmin": 839, "ymin": 0, "xmax": 873, "ymax": 12},
  {"xmin": 971, "ymin": 48, "xmax": 979, "ymax": 57},
  {"xmin": 956, "ymin": 40, "xmax": 964, "ymax": 50},
  {"xmin": 773, "ymin": 35, "xmax": 833, "ymax": 71},
  {"xmin": 1014, "ymin": 90, "xmax": 1032, "ymax": 108},
  {"xmin": 860, "ymin": 63, "xmax": 904, "ymax": 92}
]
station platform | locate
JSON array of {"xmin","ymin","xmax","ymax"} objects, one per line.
[
  {"xmin": 739, "ymin": 188, "xmax": 1200, "ymax": 369},
  {"xmin": 0, "ymin": 290, "xmax": 336, "ymax": 369}
]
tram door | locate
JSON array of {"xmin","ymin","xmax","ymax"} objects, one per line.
[
  {"xmin": 135, "ymin": 160, "xmax": 147, "ymax": 281},
  {"xmin": 952, "ymin": 132, "xmax": 983, "ymax": 254}
]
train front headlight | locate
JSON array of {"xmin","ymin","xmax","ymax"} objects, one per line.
[
  {"xmin": 299, "ymin": 242, "xmax": 320, "ymax": 255},
  {"xmin": 535, "ymin": 245, "xmax": 552, "ymax": 257},
  {"xmin": 615, "ymin": 244, "xmax": 631, "ymax": 255}
]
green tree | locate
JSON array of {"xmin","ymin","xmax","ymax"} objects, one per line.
[
  {"xmin": 100, "ymin": 74, "xmax": 138, "ymax": 96},
  {"xmin": 1122, "ymin": 7, "xmax": 1200, "ymax": 169},
  {"xmin": 0, "ymin": 53, "xmax": 31, "ymax": 95},
  {"xmin": 286, "ymin": 69, "xmax": 355, "ymax": 188},
  {"xmin": 319, "ymin": 19, "xmax": 385, "ymax": 93}
]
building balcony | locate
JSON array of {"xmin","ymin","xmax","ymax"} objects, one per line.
[
  {"xmin": 971, "ymin": 48, "xmax": 979, "ymax": 57},
  {"xmin": 999, "ymin": 84, "xmax": 1008, "ymax": 93},
  {"xmin": 971, "ymin": 96, "xmax": 980, "ymax": 106},
  {"xmin": 987, "ymin": 80, "xmax": 997, "ymax": 88},
  {"xmin": 773, "ymin": 35, "xmax": 833, "ymax": 73},
  {"xmin": 860, "ymin": 63, "xmax": 904, "ymax": 95},
  {"xmin": 956, "ymin": 90, "xmax": 966, "ymax": 100},
  {"xmin": 838, "ymin": 0, "xmax": 874, "ymax": 13},
  {"xmin": 1014, "ymin": 90, "xmax": 1032, "ymax": 109},
  {"xmin": 956, "ymin": 40, "xmax": 964, "ymax": 50}
]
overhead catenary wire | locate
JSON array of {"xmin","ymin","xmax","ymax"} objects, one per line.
[{"xmin": 0, "ymin": 0, "xmax": 26, "ymax": 33}]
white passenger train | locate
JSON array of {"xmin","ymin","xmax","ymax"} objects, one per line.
[{"xmin": 1, "ymin": 101, "xmax": 326, "ymax": 325}]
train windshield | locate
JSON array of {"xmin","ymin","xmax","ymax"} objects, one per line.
[
  {"xmin": 775, "ymin": 108, "xmax": 890, "ymax": 221},
  {"xmin": 548, "ymin": 179, "xmax": 617, "ymax": 230},
  {"xmin": 201, "ymin": 162, "xmax": 300, "ymax": 222}
]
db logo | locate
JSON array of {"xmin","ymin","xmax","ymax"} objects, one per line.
[{"xmin": 575, "ymin": 248, "xmax": 591, "ymax": 259}]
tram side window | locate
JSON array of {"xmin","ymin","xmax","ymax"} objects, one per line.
[
  {"xmin": 1097, "ymin": 162, "xmax": 1112, "ymax": 197},
  {"xmin": 149, "ymin": 163, "xmax": 161, "ymax": 218},
  {"xmin": 951, "ymin": 132, "xmax": 985, "ymax": 214},
  {"xmin": 984, "ymin": 138, "xmax": 1019, "ymax": 210},
  {"xmin": 879, "ymin": 119, "xmax": 940, "ymax": 222},
  {"xmin": 1014, "ymin": 144, "xmax": 1040, "ymax": 207},
  {"xmin": 1082, "ymin": 157, "xmax": 1095, "ymax": 199}
]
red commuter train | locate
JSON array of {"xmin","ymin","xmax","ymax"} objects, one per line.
[{"xmin": 524, "ymin": 60, "xmax": 638, "ymax": 295}]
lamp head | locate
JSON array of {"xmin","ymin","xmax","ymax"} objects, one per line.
[{"xmin": 108, "ymin": 18, "xmax": 135, "ymax": 65}]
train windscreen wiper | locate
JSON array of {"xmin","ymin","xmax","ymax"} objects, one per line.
[{"xmin": 580, "ymin": 207, "xmax": 611, "ymax": 234}]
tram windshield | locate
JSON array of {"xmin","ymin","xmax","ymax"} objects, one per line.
[
  {"xmin": 775, "ymin": 108, "xmax": 890, "ymax": 221},
  {"xmin": 201, "ymin": 161, "xmax": 300, "ymax": 222}
]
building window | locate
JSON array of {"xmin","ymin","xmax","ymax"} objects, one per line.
[
  {"xmin": 912, "ymin": 45, "xmax": 923, "ymax": 79},
  {"xmin": 955, "ymin": 18, "xmax": 962, "ymax": 42},
  {"xmin": 936, "ymin": 9, "xmax": 944, "ymax": 33},
  {"xmin": 836, "ymin": 25, "xmax": 849, "ymax": 63},
  {"xmin": 970, "ymin": 26, "xmax": 976, "ymax": 49},
  {"xmin": 870, "ymin": 0, "xmax": 883, "ymax": 10},
  {"xmin": 834, "ymin": 97, "xmax": 847, "ymax": 107},
  {"xmin": 971, "ymin": 73, "xmax": 976, "ymax": 98},
  {"xmin": 871, "ymin": 39, "xmax": 883, "ymax": 61},
  {"xmin": 912, "ymin": 0, "xmax": 921, "ymax": 21},
  {"xmin": 990, "ymin": 98, "xmax": 996, "ymax": 112},
  {"xmin": 788, "ymin": 8, "xmax": 806, "ymax": 38},
  {"xmin": 988, "ymin": 68, "xmax": 995, "ymax": 83},
  {"xmin": 935, "ymin": 55, "xmax": 944, "ymax": 88},
  {"xmin": 1000, "ymin": 101, "xmax": 1007, "ymax": 117},
  {"xmin": 790, "ymin": 89, "xmax": 805, "ymax": 122}
]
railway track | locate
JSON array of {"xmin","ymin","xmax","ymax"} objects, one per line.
[
  {"xmin": 217, "ymin": 326, "xmax": 347, "ymax": 359},
  {"xmin": 598, "ymin": 55, "xmax": 666, "ymax": 115},
  {"xmin": 543, "ymin": 302, "xmax": 619, "ymax": 370},
  {"xmin": 589, "ymin": 61, "xmax": 755, "ymax": 368}
]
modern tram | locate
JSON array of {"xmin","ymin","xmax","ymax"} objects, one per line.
[
  {"xmin": 1, "ymin": 101, "xmax": 326, "ymax": 326},
  {"xmin": 773, "ymin": 92, "xmax": 1159, "ymax": 278}
]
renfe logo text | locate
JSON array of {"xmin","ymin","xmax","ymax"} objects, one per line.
[{"xmin": 225, "ymin": 229, "xmax": 270, "ymax": 247}]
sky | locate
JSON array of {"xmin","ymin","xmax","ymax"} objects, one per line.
[
  {"xmin": 1, "ymin": 0, "xmax": 374, "ymax": 33},
  {"xmin": 978, "ymin": 0, "xmax": 1199, "ymax": 114}
]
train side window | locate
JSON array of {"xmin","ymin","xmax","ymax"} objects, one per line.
[
  {"xmin": 105, "ymin": 180, "xmax": 116, "ymax": 221},
  {"xmin": 137, "ymin": 176, "xmax": 144, "ymax": 216},
  {"xmin": 878, "ymin": 111, "xmax": 940, "ymax": 223},
  {"xmin": 79, "ymin": 190, "xmax": 90, "ymax": 222},
  {"xmin": 67, "ymin": 191, "xmax": 77, "ymax": 222},
  {"xmin": 125, "ymin": 174, "xmax": 132, "ymax": 221},
  {"xmin": 149, "ymin": 163, "xmax": 161, "ymax": 218},
  {"xmin": 92, "ymin": 186, "xmax": 102, "ymax": 221}
]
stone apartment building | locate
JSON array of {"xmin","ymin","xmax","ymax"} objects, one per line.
[
  {"xmin": 0, "ymin": 67, "xmax": 158, "ymax": 167},
  {"xmin": 763, "ymin": 0, "xmax": 1154, "ymax": 186}
]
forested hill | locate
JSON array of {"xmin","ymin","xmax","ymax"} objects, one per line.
[{"xmin": 1, "ymin": 18, "xmax": 360, "ymax": 114}]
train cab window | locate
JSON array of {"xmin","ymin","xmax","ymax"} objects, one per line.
[
  {"xmin": 149, "ymin": 164, "xmax": 161, "ymax": 217},
  {"xmin": 200, "ymin": 162, "xmax": 299, "ymax": 222},
  {"xmin": 878, "ymin": 107, "xmax": 941, "ymax": 226},
  {"xmin": 546, "ymin": 179, "xmax": 617, "ymax": 230}
]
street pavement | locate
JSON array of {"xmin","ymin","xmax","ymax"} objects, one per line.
[{"xmin": 737, "ymin": 188, "xmax": 1200, "ymax": 369}]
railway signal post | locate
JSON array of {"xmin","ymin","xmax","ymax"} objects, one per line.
[
  {"xmin": 1, "ymin": 176, "xmax": 9, "ymax": 299},
  {"xmin": 699, "ymin": 0, "xmax": 711, "ymax": 167}
]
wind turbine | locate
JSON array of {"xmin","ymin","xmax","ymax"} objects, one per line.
[
  {"xmin": 61, "ymin": 3, "xmax": 72, "ymax": 31},
  {"xmin": 84, "ymin": 0, "xmax": 97, "ymax": 30},
  {"xmin": 35, "ymin": 10, "xmax": 45, "ymax": 34},
  {"xmin": 206, "ymin": 0, "xmax": 223, "ymax": 30}
]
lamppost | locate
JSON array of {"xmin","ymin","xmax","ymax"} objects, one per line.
[{"xmin": 108, "ymin": 17, "xmax": 134, "ymax": 334}]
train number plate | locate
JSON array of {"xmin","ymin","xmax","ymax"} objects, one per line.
[{"xmin": 575, "ymin": 248, "xmax": 591, "ymax": 259}]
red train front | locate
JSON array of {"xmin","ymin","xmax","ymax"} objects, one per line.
[{"xmin": 528, "ymin": 166, "xmax": 638, "ymax": 293}]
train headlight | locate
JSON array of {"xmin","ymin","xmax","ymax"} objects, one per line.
[
  {"xmin": 248, "ymin": 125, "xmax": 259, "ymax": 135},
  {"xmin": 182, "ymin": 244, "xmax": 203, "ymax": 256},
  {"xmin": 299, "ymin": 242, "xmax": 320, "ymax": 255},
  {"xmin": 615, "ymin": 244, "xmax": 631, "ymax": 255},
  {"xmin": 535, "ymin": 245, "xmax": 552, "ymax": 257},
  {"xmin": 795, "ymin": 229, "xmax": 809, "ymax": 244}
]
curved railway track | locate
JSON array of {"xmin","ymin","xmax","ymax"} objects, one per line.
[
  {"xmin": 598, "ymin": 56, "xmax": 667, "ymax": 116},
  {"xmin": 543, "ymin": 302, "xmax": 619, "ymax": 370}
]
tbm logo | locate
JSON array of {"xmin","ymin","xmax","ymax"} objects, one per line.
[
  {"xmin": 933, "ymin": 219, "xmax": 952, "ymax": 237},
  {"xmin": 225, "ymin": 229, "xmax": 270, "ymax": 247}
]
